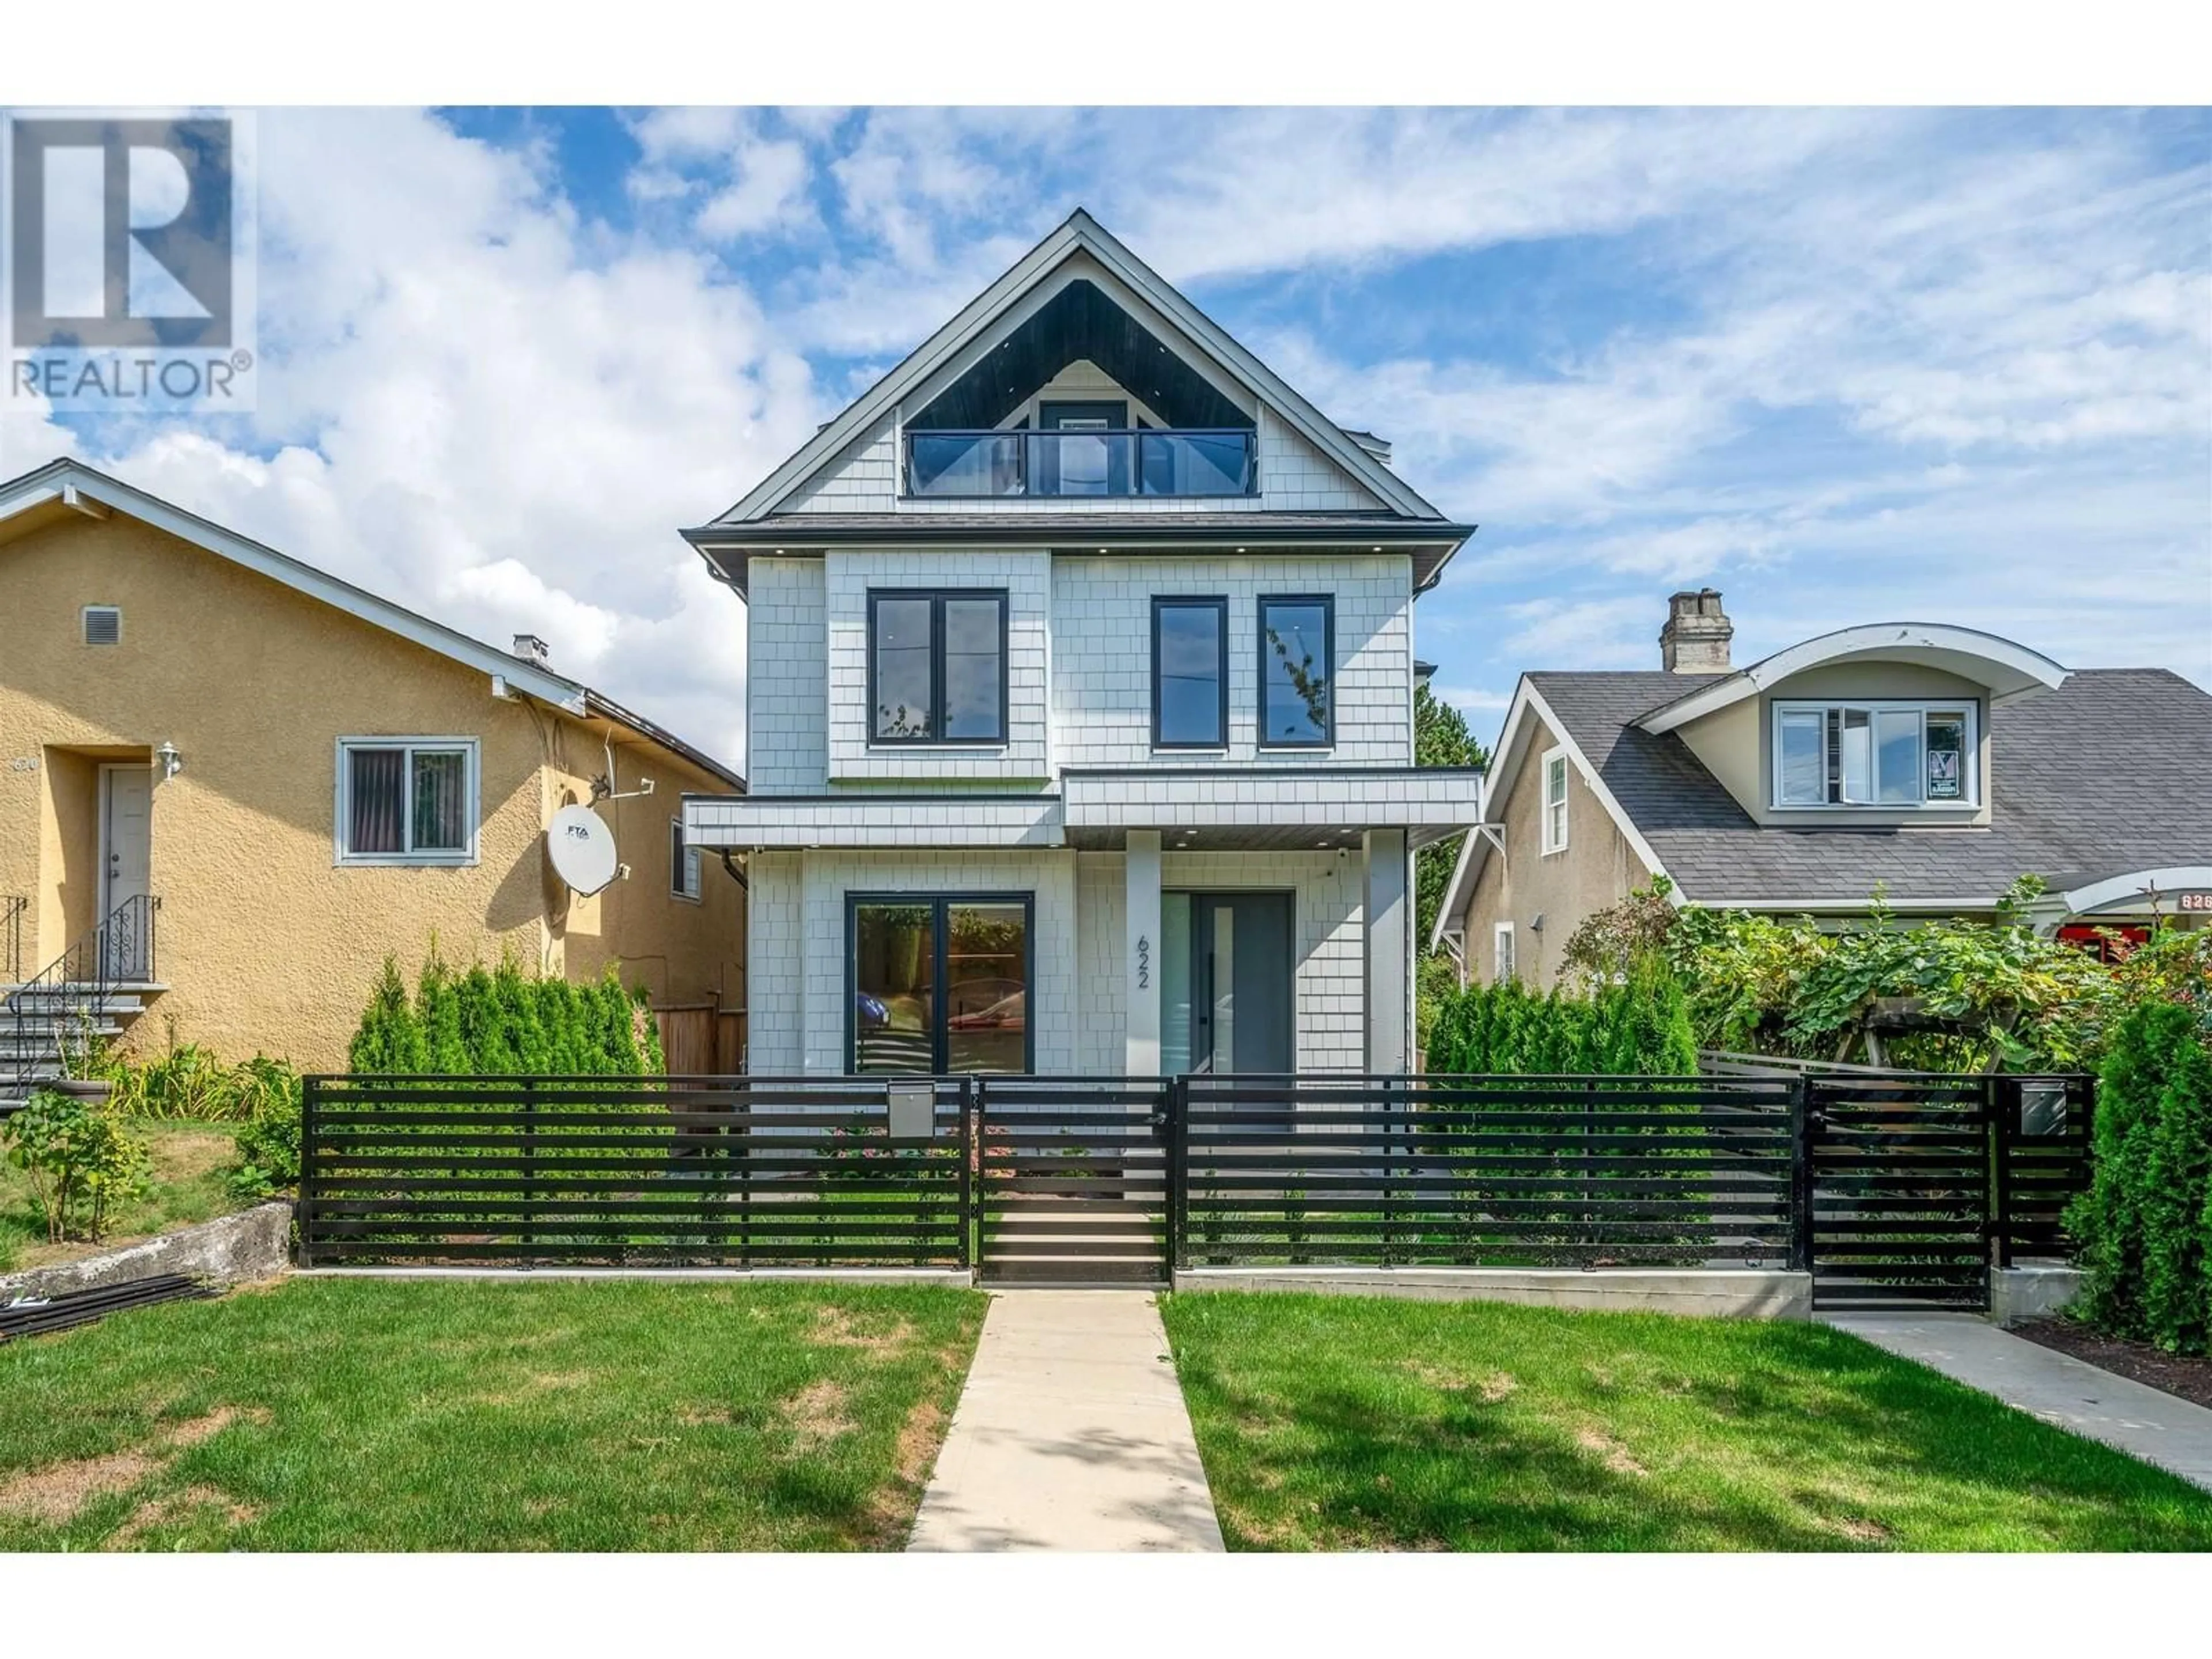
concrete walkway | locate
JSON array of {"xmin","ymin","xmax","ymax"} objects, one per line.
[
  {"xmin": 1827, "ymin": 1312, "xmax": 2212, "ymax": 1493},
  {"xmin": 908, "ymin": 1290, "xmax": 1226, "ymax": 1551}
]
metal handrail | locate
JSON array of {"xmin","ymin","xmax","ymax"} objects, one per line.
[
  {"xmin": 1, "ymin": 896, "xmax": 25, "ymax": 982},
  {"xmin": 2, "ymin": 892, "xmax": 159, "ymax": 1100}
]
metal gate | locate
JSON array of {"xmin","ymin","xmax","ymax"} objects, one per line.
[
  {"xmin": 975, "ymin": 1077, "xmax": 1172, "ymax": 1284},
  {"xmin": 1808, "ymin": 1076, "xmax": 1990, "ymax": 1311}
]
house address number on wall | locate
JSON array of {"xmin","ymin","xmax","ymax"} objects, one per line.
[
  {"xmin": 1135, "ymin": 933, "xmax": 1150, "ymax": 989},
  {"xmin": 2180, "ymin": 892, "xmax": 2212, "ymax": 913}
]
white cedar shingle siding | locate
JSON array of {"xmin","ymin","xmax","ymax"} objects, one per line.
[
  {"xmin": 824, "ymin": 550, "xmax": 1052, "ymax": 783},
  {"xmin": 746, "ymin": 558, "xmax": 829, "ymax": 793},
  {"xmin": 1050, "ymin": 555, "xmax": 1412, "ymax": 770}
]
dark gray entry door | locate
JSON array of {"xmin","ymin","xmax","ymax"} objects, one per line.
[{"xmin": 1184, "ymin": 892, "xmax": 1294, "ymax": 1075}]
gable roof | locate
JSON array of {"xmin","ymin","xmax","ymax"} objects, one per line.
[
  {"xmin": 0, "ymin": 457, "xmax": 745, "ymax": 790},
  {"xmin": 700, "ymin": 209, "xmax": 1448, "ymax": 528},
  {"xmin": 1488, "ymin": 666, "xmax": 2212, "ymax": 914}
]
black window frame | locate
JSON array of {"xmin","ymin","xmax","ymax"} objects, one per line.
[
  {"xmin": 1256, "ymin": 593, "xmax": 1336, "ymax": 750},
  {"xmin": 1150, "ymin": 595, "xmax": 1230, "ymax": 751},
  {"xmin": 846, "ymin": 891, "xmax": 1036, "ymax": 1075},
  {"xmin": 865, "ymin": 588, "xmax": 1010, "ymax": 747}
]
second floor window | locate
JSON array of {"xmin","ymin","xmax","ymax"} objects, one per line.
[
  {"xmin": 1259, "ymin": 596, "xmax": 1334, "ymax": 747},
  {"xmin": 869, "ymin": 590, "xmax": 1007, "ymax": 744},
  {"xmin": 1541, "ymin": 748, "xmax": 1570, "ymax": 853},
  {"xmin": 1153, "ymin": 596, "xmax": 1228, "ymax": 749},
  {"xmin": 1772, "ymin": 700, "xmax": 1977, "ymax": 808}
]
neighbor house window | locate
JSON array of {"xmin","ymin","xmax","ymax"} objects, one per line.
[
  {"xmin": 335, "ymin": 738, "xmax": 478, "ymax": 865},
  {"xmin": 868, "ymin": 590, "xmax": 1007, "ymax": 744},
  {"xmin": 1257, "ymin": 595, "xmax": 1334, "ymax": 747},
  {"xmin": 850, "ymin": 894, "xmax": 1032, "ymax": 1074},
  {"xmin": 1153, "ymin": 596, "xmax": 1228, "ymax": 748},
  {"xmin": 1494, "ymin": 923, "xmax": 1517, "ymax": 983},
  {"xmin": 1540, "ymin": 748, "xmax": 1570, "ymax": 854},
  {"xmin": 1771, "ymin": 701, "xmax": 1978, "ymax": 808},
  {"xmin": 670, "ymin": 819, "xmax": 702, "ymax": 902}
]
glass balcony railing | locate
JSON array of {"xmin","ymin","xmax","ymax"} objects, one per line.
[{"xmin": 904, "ymin": 429, "xmax": 1256, "ymax": 499}]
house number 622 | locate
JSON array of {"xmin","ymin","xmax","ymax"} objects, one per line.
[{"xmin": 1135, "ymin": 934, "xmax": 1150, "ymax": 990}]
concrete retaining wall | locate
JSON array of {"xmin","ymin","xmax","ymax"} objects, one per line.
[
  {"xmin": 0, "ymin": 1202, "xmax": 291, "ymax": 1301},
  {"xmin": 1990, "ymin": 1264, "xmax": 2083, "ymax": 1327},
  {"xmin": 1172, "ymin": 1265, "xmax": 1813, "ymax": 1320}
]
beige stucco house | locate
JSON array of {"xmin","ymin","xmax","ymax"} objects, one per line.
[
  {"xmin": 2, "ymin": 459, "xmax": 746, "ymax": 1093},
  {"xmin": 1435, "ymin": 590, "xmax": 2212, "ymax": 987}
]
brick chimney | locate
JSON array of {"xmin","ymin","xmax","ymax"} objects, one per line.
[{"xmin": 1660, "ymin": 589, "xmax": 1732, "ymax": 673}]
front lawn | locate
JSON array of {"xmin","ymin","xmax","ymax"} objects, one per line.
[
  {"xmin": 1160, "ymin": 1293, "xmax": 2212, "ymax": 1551},
  {"xmin": 0, "ymin": 1277, "xmax": 986, "ymax": 1550},
  {"xmin": 1, "ymin": 1118, "xmax": 244, "ymax": 1273}
]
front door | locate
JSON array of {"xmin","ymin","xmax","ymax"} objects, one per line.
[
  {"xmin": 1161, "ymin": 891, "xmax": 1294, "ymax": 1075},
  {"xmin": 98, "ymin": 763, "xmax": 151, "ymax": 978}
]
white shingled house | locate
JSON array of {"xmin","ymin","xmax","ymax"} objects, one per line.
[{"xmin": 680, "ymin": 211, "xmax": 1482, "ymax": 1078}]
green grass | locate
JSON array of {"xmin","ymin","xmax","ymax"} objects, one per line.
[
  {"xmin": 0, "ymin": 1277, "xmax": 986, "ymax": 1550},
  {"xmin": 1, "ymin": 1119, "xmax": 244, "ymax": 1273},
  {"xmin": 1160, "ymin": 1292, "xmax": 2212, "ymax": 1551}
]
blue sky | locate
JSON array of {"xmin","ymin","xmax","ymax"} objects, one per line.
[{"xmin": 10, "ymin": 105, "xmax": 2208, "ymax": 766}]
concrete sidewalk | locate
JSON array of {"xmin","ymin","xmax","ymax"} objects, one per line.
[
  {"xmin": 1827, "ymin": 1312, "xmax": 2212, "ymax": 1493},
  {"xmin": 908, "ymin": 1290, "xmax": 1226, "ymax": 1551}
]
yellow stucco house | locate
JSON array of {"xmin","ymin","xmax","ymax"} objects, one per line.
[{"xmin": 1, "ymin": 459, "xmax": 747, "ymax": 1094}]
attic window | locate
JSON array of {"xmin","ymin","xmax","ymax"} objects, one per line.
[
  {"xmin": 83, "ymin": 605, "xmax": 121, "ymax": 646},
  {"xmin": 1773, "ymin": 700, "xmax": 1977, "ymax": 809}
]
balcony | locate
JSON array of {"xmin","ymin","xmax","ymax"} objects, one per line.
[{"xmin": 904, "ymin": 428, "xmax": 1256, "ymax": 500}]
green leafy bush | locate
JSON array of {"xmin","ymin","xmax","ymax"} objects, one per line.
[
  {"xmin": 88, "ymin": 1031, "xmax": 301, "ymax": 1124},
  {"xmin": 226, "ymin": 1093, "xmax": 304, "ymax": 1204},
  {"xmin": 344, "ymin": 951, "xmax": 662, "ymax": 1077},
  {"xmin": 1425, "ymin": 963, "xmax": 1698, "ymax": 1077},
  {"xmin": 2, "ymin": 1090, "xmax": 153, "ymax": 1243},
  {"xmin": 2067, "ymin": 999, "xmax": 2212, "ymax": 1353}
]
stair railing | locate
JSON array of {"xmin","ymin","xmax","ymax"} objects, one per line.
[
  {"xmin": 2, "ymin": 893, "xmax": 159, "ymax": 1104},
  {"xmin": 2, "ymin": 896, "xmax": 25, "ymax": 982}
]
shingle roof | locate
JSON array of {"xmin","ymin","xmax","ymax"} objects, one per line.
[{"xmin": 1532, "ymin": 668, "xmax": 2212, "ymax": 906}]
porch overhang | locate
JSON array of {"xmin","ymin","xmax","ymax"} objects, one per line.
[
  {"xmin": 1060, "ymin": 767, "xmax": 1484, "ymax": 851},
  {"xmin": 683, "ymin": 792, "xmax": 1063, "ymax": 850}
]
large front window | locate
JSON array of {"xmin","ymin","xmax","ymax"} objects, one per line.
[
  {"xmin": 336, "ymin": 738, "xmax": 477, "ymax": 865},
  {"xmin": 850, "ymin": 896, "xmax": 1031, "ymax": 1074},
  {"xmin": 1772, "ymin": 700, "xmax": 1978, "ymax": 808},
  {"xmin": 868, "ymin": 590, "xmax": 1008, "ymax": 744},
  {"xmin": 1153, "ymin": 597, "xmax": 1228, "ymax": 749}
]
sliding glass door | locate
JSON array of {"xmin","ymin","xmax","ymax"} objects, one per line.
[{"xmin": 850, "ymin": 895, "xmax": 1032, "ymax": 1074}]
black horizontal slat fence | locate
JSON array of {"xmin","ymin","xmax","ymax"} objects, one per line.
[
  {"xmin": 298, "ymin": 1075, "xmax": 971, "ymax": 1268},
  {"xmin": 297, "ymin": 1069, "xmax": 2097, "ymax": 1305},
  {"xmin": 1179, "ymin": 1074, "xmax": 1799, "ymax": 1271},
  {"xmin": 1994, "ymin": 1074, "xmax": 2096, "ymax": 1265}
]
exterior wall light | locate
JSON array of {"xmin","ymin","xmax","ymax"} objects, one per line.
[{"xmin": 154, "ymin": 740, "xmax": 183, "ymax": 781}]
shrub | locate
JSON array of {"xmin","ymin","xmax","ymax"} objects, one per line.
[
  {"xmin": 1425, "ymin": 965, "xmax": 1696, "ymax": 1077},
  {"xmin": 2, "ymin": 1090, "xmax": 153, "ymax": 1243},
  {"xmin": 226, "ymin": 1090, "xmax": 304, "ymax": 1204},
  {"xmin": 2068, "ymin": 999, "xmax": 2212, "ymax": 1352},
  {"xmin": 344, "ymin": 952, "xmax": 661, "ymax": 1077}
]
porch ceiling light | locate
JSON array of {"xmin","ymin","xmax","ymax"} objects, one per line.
[{"xmin": 153, "ymin": 740, "xmax": 182, "ymax": 781}]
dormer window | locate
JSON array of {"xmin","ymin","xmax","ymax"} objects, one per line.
[{"xmin": 1772, "ymin": 700, "xmax": 1977, "ymax": 809}]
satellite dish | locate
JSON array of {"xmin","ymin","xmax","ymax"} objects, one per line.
[{"xmin": 547, "ymin": 804, "xmax": 619, "ymax": 895}]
